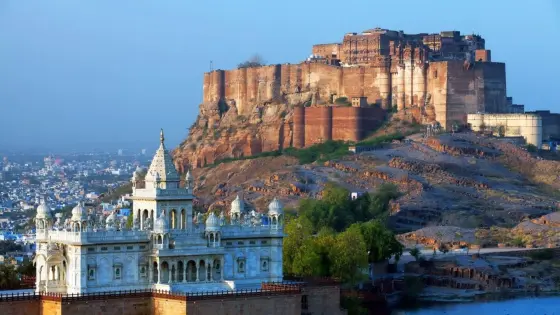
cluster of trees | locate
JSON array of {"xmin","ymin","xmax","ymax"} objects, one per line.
[
  {"xmin": 283, "ymin": 183, "xmax": 403, "ymax": 284},
  {"xmin": 0, "ymin": 260, "xmax": 34, "ymax": 290}
]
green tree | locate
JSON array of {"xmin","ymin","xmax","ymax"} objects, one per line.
[
  {"xmin": 282, "ymin": 216, "xmax": 314, "ymax": 275},
  {"xmin": 357, "ymin": 221, "xmax": 403, "ymax": 263},
  {"xmin": 17, "ymin": 260, "xmax": 35, "ymax": 277},
  {"xmin": 330, "ymin": 224, "xmax": 368, "ymax": 284},
  {"xmin": 0, "ymin": 264, "xmax": 19, "ymax": 289},
  {"xmin": 126, "ymin": 212, "xmax": 133, "ymax": 229}
]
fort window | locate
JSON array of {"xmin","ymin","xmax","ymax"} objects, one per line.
[
  {"xmin": 237, "ymin": 241, "xmax": 244, "ymax": 245},
  {"xmin": 100, "ymin": 247, "xmax": 108, "ymax": 251},
  {"xmin": 87, "ymin": 247, "xmax": 95, "ymax": 252},
  {"xmin": 114, "ymin": 246, "xmax": 121, "ymax": 251},
  {"xmin": 139, "ymin": 245, "xmax": 146, "ymax": 250},
  {"xmin": 249, "ymin": 241, "xmax": 256, "ymax": 245},
  {"xmin": 261, "ymin": 240, "xmax": 268, "ymax": 244},
  {"xmin": 434, "ymin": 70, "xmax": 438, "ymax": 78},
  {"xmin": 126, "ymin": 246, "xmax": 134, "ymax": 250},
  {"xmin": 226, "ymin": 242, "xmax": 233, "ymax": 246}
]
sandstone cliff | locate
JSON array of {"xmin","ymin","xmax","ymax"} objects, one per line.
[{"xmin": 173, "ymin": 91, "xmax": 312, "ymax": 171}]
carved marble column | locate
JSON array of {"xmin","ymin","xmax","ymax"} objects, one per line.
[
  {"xmin": 170, "ymin": 262, "xmax": 175, "ymax": 283},
  {"xmin": 208, "ymin": 259, "xmax": 213, "ymax": 281},
  {"xmin": 196, "ymin": 259, "xmax": 200, "ymax": 282},
  {"xmin": 168, "ymin": 261, "xmax": 174, "ymax": 284},
  {"xmin": 220, "ymin": 257, "xmax": 224, "ymax": 281},
  {"xmin": 157, "ymin": 259, "xmax": 161, "ymax": 284}
]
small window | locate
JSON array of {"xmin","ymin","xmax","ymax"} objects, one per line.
[
  {"xmin": 249, "ymin": 241, "xmax": 256, "ymax": 245},
  {"xmin": 114, "ymin": 267, "xmax": 121, "ymax": 280},
  {"xmin": 261, "ymin": 240, "xmax": 268, "ymax": 245},
  {"xmin": 88, "ymin": 268, "xmax": 95, "ymax": 280},
  {"xmin": 226, "ymin": 242, "xmax": 232, "ymax": 246},
  {"xmin": 139, "ymin": 245, "xmax": 146, "ymax": 250},
  {"xmin": 434, "ymin": 70, "xmax": 438, "ymax": 78},
  {"xmin": 114, "ymin": 246, "xmax": 121, "ymax": 251},
  {"xmin": 261, "ymin": 260, "xmax": 269, "ymax": 271},
  {"xmin": 87, "ymin": 247, "xmax": 95, "ymax": 252},
  {"xmin": 140, "ymin": 266, "xmax": 147, "ymax": 277},
  {"xmin": 238, "ymin": 260, "xmax": 245, "ymax": 273},
  {"xmin": 237, "ymin": 241, "xmax": 244, "ymax": 245},
  {"xmin": 126, "ymin": 246, "xmax": 134, "ymax": 250},
  {"xmin": 100, "ymin": 247, "xmax": 108, "ymax": 251}
]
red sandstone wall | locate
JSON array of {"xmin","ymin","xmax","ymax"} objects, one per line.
[
  {"xmin": 0, "ymin": 299, "xmax": 41, "ymax": 315},
  {"xmin": 304, "ymin": 107, "xmax": 333, "ymax": 145},
  {"xmin": 293, "ymin": 106, "xmax": 305, "ymax": 148},
  {"xmin": 332, "ymin": 107, "xmax": 361, "ymax": 141},
  {"xmin": 186, "ymin": 295, "xmax": 300, "ymax": 315}
]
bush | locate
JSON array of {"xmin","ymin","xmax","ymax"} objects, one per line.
[
  {"xmin": 512, "ymin": 236, "xmax": 525, "ymax": 248},
  {"xmin": 237, "ymin": 54, "xmax": 265, "ymax": 69},
  {"xmin": 526, "ymin": 144, "xmax": 537, "ymax": 153},
  {"xmin": 284, "ymin": 140, "xmax": 349, "ymax": 164},
  {"xmin": 334, "ymin": 97, "xmax": 351, "ymax": 106}
]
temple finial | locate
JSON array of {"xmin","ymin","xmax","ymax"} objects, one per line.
[{"xmin": 160, "ymin": 128, "xmax": 165, "ymax": 145}]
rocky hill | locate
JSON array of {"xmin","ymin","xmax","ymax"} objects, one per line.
[
  {"xmin": 186, "ymin": 131, "xmax": 559, "ymax": 234},
  {"xmin": 173, "ymin": 92, "xmax": 312, "ymax": 171}
]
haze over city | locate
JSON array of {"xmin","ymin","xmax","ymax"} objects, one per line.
[{"xmin": 1, "ymin": 0, "xmax": 559, "ymax": 152}]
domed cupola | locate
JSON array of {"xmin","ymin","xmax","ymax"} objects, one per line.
[
  {"xmin": 268, "ymin": 197, "xmax": 283, "ymax": 229},
  {"xmin": 36, "ymin": 198, "xmax": 52, "ymax": 220},
  {"xmin": 154, "ymin": 212, "xmax": 169, "ymax": 232},
  {"xmin": 268, "ymin": 198, "xmax": 283, "ymax": 216},
  {"xmin": 185, "ymin": 169, "xmax": 194, "ymax": 190},
  {"xmin": 205, "ymin": 212, "xmax": 220, "ymax": 232},
  {"xmin": 230, "ymin": 194, "xmax": 245, "ymax": 220},
  {"xmin": 71, "ymin": 201, "xmax": 88, "ymax": 222},
  {"xmin": 105, "ymin": 210, "xmax": 117, "ymax": 231}
]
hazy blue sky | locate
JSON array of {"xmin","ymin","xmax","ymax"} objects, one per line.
[{"xmin": 1, "ymin": 1, "xmax": 559, "ymax": 152}]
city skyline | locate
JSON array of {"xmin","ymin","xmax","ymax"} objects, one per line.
[{"xmin": 1, "ymin": 0, "xmax": 559, "ymax": 151}]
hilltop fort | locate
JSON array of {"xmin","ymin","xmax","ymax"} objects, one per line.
[{"xmin": 175, "ymin": 27, "xmax": 547, "ymax": 169}]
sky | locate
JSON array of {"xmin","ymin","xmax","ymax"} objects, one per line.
[{"xmin": 0, "ymin": 1, "xmax": 559, "ymax": 153}]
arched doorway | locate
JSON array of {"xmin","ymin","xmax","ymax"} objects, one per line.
[
  {"xmin": 161, "ymin": 261, "xmax": 169, "ymax": 283},
  {"xmin": 198, "ymin": 260, "xmax": 206, "ymax": 281},
  {"xmin": 212, "ymin": 259, "xmax": 221, "ymax": 281},
  {"xmin": 177, "ymin": 261, "xmax": 184, "ymax": 282},
  {"xmin": 187, "ymin": 260, "xmax": 197, "ymax": 282},
  {"xmin": 153, "ymin": 261, "xmax": 159, "ymax": 283}
]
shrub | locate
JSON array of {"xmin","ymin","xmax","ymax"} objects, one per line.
[
  {"xmin": 237, "ymin": 54, "xmax": 265, "ymax": 69},
  {"xmin": 526, "ymin": 144, "xmax": 537, "ymax": 153},
  {"xmin": 334, "ymin": 97, "xmax": 350, "ymax": 106}
]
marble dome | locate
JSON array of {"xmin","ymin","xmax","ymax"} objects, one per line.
[{"xmin": 268, "ymin": 198, "xmax": 283, "ymax": 216}]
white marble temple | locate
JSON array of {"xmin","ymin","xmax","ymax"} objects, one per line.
[{"xmin": 34, "ymin": 130, "xmax": 284, "ymax": 294}]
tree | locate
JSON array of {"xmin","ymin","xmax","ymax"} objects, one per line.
[
  {"xmin": 282, "ymin": 216, "xmax": 314, "ymax": 275},
  {"xmin": 479, "ymin": 122, "xmax": 486, "ymax": 133},
  {"xmin": 357, "ymin": 221, "xmax": 403, "ymax": 263},
  {"xmin": 126, "ymin": 212, "xmax": 133, "ymax": 229},
  {"xmin": 237, "ymin": 54, "xmax": 266, "ymax": 69},
  {"xmin": 409, "ymin": 248, "xmax": 421, "ymax": 261},
  {"xmin": 0, "ymin": 264, "xmax": 19, "ymax": 289},
  {"xmin": 497, "ymin": 125, "xmax": 506, "ymax": 137},
  {"xmin": 330, "ymin": 225, "xmax": 368, "ymax": 284}
]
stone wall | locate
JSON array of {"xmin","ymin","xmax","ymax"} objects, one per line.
[
  {"xmin": 185, "ymin": 294, "xmax": 300, "ymax": 315},
  {"xmin": 292, "ymin": 106, "xmax": 385, "ymax": 148},
  {"xmin": 0, "ymin": 299, "xmax": 41, "ymax": 315},
  {"xmin": 0, "ymin": 284, "xmax": 339, "ymax": 315}
]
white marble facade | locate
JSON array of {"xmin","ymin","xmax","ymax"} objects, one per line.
[{"xmin": 34, "ymin": 130, "xmax": 284, "ymax": 294}]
